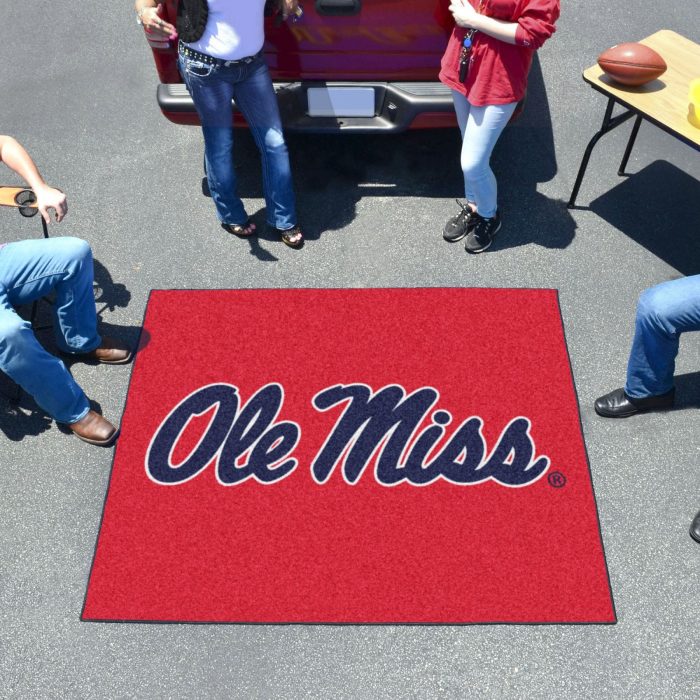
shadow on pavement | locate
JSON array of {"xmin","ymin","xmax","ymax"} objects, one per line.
[
  {"xmin": 589, "ymin": 160, "xmax": 700, "ymax": 275},
  {"xmin": 0, "ymin": 400, "xmax": 53, "ymax": 442},
  {"xmin": 491, "ymin": 55, "xmax": 576, "ymax": 252},
  {"xmin": 93, "ymin": 258, "xmax": 131, "ymax": 315},
  {"xmin": 228, "ymin": 54, "xmax": 575, "ymax": 250},
  {"xmin": 673, "ymin": 371, "xmax": 700, "ymax": 410}
]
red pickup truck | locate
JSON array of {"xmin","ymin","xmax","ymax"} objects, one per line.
[{"xmin": 147, "ymin": 0, "xmax": 457, "ymax": 133}]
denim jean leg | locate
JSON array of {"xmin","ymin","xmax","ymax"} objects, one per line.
[
  {"xmin": 52, "ymin": 238, "xmax": 102, "ymax": 354},
  {"xmin": 234, "ymin": 58, "xmax": 296, "ymax": 229},
  {"xmin": 180, "ymin": 55, "xmax": 249, "ymax": 225},
  {"xmin": 0, "ymin": 287, "xmax": 90, "ymax": 423},
  {"xmin": 202, "ymin": 125, "xmax": 249, "ymax": 225},
  {"xmin": 625, "ymin": 275, "xmax": 700, "ymax": 398},
  {"xmin": 0, "ymin": 238, "xmax": 100, "ymax": 355}
]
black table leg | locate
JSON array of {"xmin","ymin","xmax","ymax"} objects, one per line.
[
  {"xmin": 618, "ymin": 115, "xmax": 643, "ymax": 176},
  {"xmin": 568, "ymin": 98, "xmax": 636, "ymax": 208}
]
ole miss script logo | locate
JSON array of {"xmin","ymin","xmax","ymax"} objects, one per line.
[
  {"xmin": 146, "ymin": 382, "xmax": 551, "ymax": 488},
  {"xmin": 84, "ymin": 291, "xmax": 616, "ymax": 624}
]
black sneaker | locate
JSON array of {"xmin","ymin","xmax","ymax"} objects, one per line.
[
  {"xmin": 464, "ymin": 210, "xmax": 502, "ymax": 254},
  {"xmin": 443, "ymin": 200, "xmax": 477, "ymax": 242}
]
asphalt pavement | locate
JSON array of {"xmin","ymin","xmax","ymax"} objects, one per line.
[{"xmin": 0, "ymin": 1, "xmax": 698, "ymax": 698}]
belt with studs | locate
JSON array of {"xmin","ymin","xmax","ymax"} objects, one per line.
[{"xmin": 178, "ymin": 42, "xmax": 261, "ymax": 67}]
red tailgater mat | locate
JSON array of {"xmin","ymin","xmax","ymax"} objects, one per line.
[{"xmin": 83, "ymin": 289, "xmax": 615, "ymax": 624}]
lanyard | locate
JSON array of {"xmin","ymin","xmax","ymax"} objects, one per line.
[{"xmin": 458, "ymin": 0, "xmax": 487, "ymax": 82}]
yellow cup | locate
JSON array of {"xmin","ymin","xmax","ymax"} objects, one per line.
[{"xmin": 689, "ymin": 78, "xmax": 700, "ymax": 128}]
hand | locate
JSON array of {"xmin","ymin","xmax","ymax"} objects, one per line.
[
  {"xmin": 140, "ymin": 4, "xmax": 177, "ymax": 39},
  {"xmin": 282, "ymin": 0, "xmax": 300, "ymax": 20},
  {"xmin": 35, "ymin": 185, "xmax": 67, "ymax": 224},
  {"xmin": 449, "ymin": 0, "xmax": 480, "ymax": 29}
]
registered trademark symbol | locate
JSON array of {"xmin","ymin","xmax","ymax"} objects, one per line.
[{"xmin": 548, "ymin": 471, "xmax": 566, "ymax": 488}]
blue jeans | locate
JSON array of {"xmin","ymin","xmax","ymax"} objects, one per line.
[
  {"xmin": 0, "ymin": 237, "xmax": 100, "ymax": 423},
  {"xmin": 452, "ymin": 91, "xmax": 517, "ymax": 219},
  {"xmin": 179, "ymin": 49, "xmax": 297, "ymax": 230},
  {"xmin": 625, "ymin": 275, "xmax": 700, "ymax": 398}
]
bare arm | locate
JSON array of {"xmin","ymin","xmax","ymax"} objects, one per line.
[
  {"xmin": 0, "ymin": 135, "xmax": 68, "ymax": 223},
  {"xmin": 449, "ymin": 0, "xmax": 558, "ymax": 49},
  {"xmin": 134, "ymin": 0, "xmax": 177, "ymax": 38},
  {"xmin": 469, "ymin": 14, "xmax": 518, "ymax": 44},
  {"xmin": 449, "ymin": 1, "xmax": 517, "ymax": 44}
]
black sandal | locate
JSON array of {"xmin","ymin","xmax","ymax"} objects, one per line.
[
  {"xmin": 274, "ymin": 225, "xmax": 304, "ymax": 248},
  {"xmin": 222, "ymin": 220, "xmax": 256, "ymax": 238}
]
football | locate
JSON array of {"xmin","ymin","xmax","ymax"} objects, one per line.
[{"xmin": 597, "ymin": 42, "xmax": 667, "ymax": 86}]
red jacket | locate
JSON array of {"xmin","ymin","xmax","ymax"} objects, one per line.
[{"xmin": 439, "ymin": 0, "xmax": 559, "ymax": 106}]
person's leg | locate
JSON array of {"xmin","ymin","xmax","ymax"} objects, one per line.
[
  {"xmin": 450, "ymin": 90, "xmax": 476, "ymax": 208},
  {"xmin": 233, "ymin": 55, "xmax": 297, "ymax": 232},
  {"xmin": 0, "ymin": 238, "xmax": 101, "ymax": 354},
  {"xmin": 443, "ymin": 91, "xmax": 477, "ymax": 242},
  {"xmin": 0, "ymin": 288, "xmax": 90, "ymax": 424},
  {"xmin": 179, "ymin": 54, "xmax": 249, "ymax": 226},
  {"xmin": 625, "ymin": 275, "xmax": 700, "ymax": 398},
  {"xmin": 460, "ymin": 101, "xmax": 517, "ymax": 219}
]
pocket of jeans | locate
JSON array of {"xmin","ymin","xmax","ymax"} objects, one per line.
[{"xmin": 184, "ymin": 59, "xmax": 214, "ymax": 78}]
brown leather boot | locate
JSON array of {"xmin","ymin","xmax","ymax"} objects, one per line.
[
  {"xmin": 68, "ymin": 410, "xmax": 118, "ymax": 446},
  {"xmin": 76, "ymin": 336, "xmax": 132, "ymax": 365}
]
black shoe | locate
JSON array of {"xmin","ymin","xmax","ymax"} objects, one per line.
[
  {"xmin": 690, "ymin": 511, "xmax": 700, "ymax": 543},
  {"xmin": 594, "ymin": 387, "xmax": 675, "ymax": 418},
  {"xmin": 443, "ymin": 200, "xmax": 477, "ymax": 242},
  {"xmin": 465, "ymin": 210, "xmax": 502, "ymax": 253}
]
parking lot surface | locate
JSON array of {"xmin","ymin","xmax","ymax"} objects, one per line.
[{"xmin": 1, "ymin": 2, "xmax": 698, "ymax": 698}]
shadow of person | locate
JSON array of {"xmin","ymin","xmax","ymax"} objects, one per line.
[
  {"xmin": 235, "ymin": 207, "xmax": 280, "ymax": 263},
  {"xmin": 589, "ymin": 160, "xmax": 700, "ymax": 276},
  {"xmin": 674, "ymin": 371, "xmax": 700, "ymax": 410},
  {"xmin": 0, "ymin": 394, "xmax": 53, "ymax": 442},
  {"xmin": 228, "ymin": 55, "xmax": 574, "ymax": 249},
  {"xmin": 92, "ymin": 257, "xmax": 131, "ymax": 315},
  {"xmin": 232, "ymin": 124, "xmax": 465, "ymax": 241},
  {"xmin": 487, "ymin": 53, "xmax": 577, "ymax": 252}
]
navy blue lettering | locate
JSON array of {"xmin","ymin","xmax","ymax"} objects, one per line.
[
  {"xmin": 246, "ymin": 423, "xmax": 299, "ymax": 483},
  {"xmin": 218, "ymin": 384, "xmax": 299, "ymax": 484},
  {"xmin": 147, "ymin": 384, "xmax": 239, "ymax": 484},
  {"xmin": 399, "ymin": 420, "xmax": 446, "ymax": 485},
  {"xmin": 430, "ymin": 418, "xmax": 488, "ymax": 483},
  {"xmin": 148, "ymin": 382, "xmax": 550, "ymax": 490},
  {"xmin": 312, "ymin": 384, "xmax": 549, "ymax": 487},
  {"xmin": 312, "ymin": 384, "xmax": 438, "ymax": 484},
  {"xmin": 147, "ymin": 383, "xmax": 299, "ymax": 486},
  {"xmin": 484, "ymin": 418, "xmax": 549, "ymax": 486}
]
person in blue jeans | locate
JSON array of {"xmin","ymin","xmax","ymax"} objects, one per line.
[
  {"xmin": 594, "ymin": 275, "xmax": 700, "ymax": 543},
  {"xmin": 135, "ymin": 0, "xmax": 303, "ymax": 248},
  {"xmin": 0, "ymin": 135, "xmax": 131, "ymax": 446}
]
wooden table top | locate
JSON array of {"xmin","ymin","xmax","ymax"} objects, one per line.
[
  {"xmin": 583, "ymin": 30, "xmax": 700, "ymax": 149},
  {"xmin": 0, "ymin": 186, "xmax": 36, "ymax": 209}
]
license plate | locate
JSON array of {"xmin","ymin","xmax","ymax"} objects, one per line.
[{"xmin": 307, "ymin": 87, "xmax": 375, "ymax": 118}]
